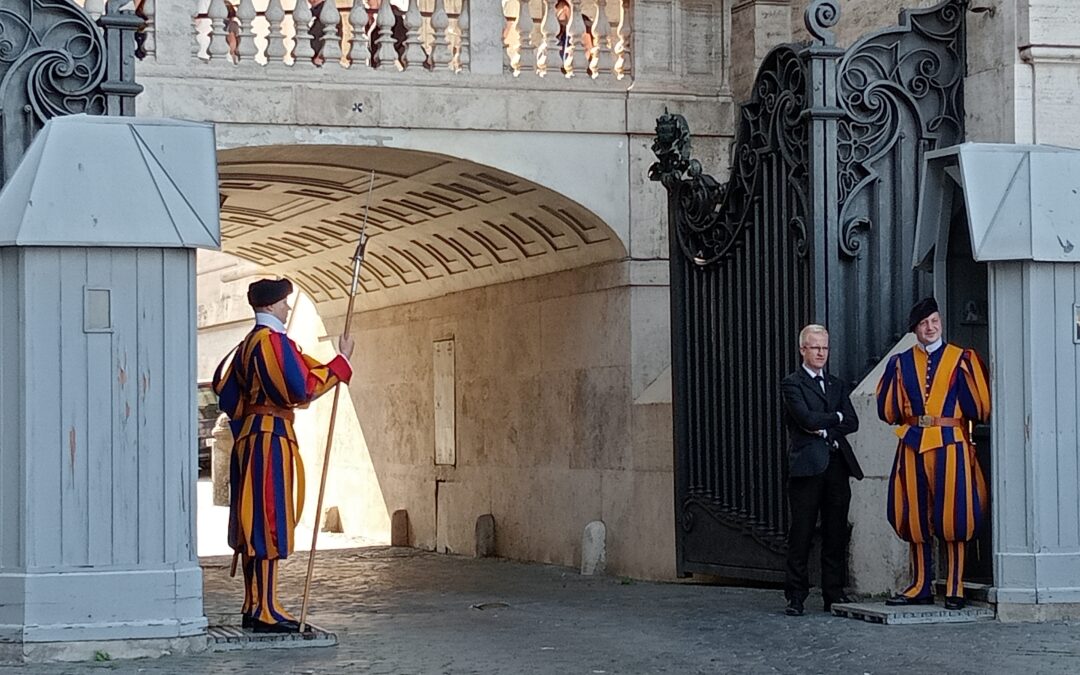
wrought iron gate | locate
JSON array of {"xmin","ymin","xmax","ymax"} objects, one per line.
[
  {"xmin": 650, "ymin": 0, "xmax": 966, "ymax": 579},
  {"xmin": 0, "ymin": 0, "xmax": 141, "ymax": 189}
]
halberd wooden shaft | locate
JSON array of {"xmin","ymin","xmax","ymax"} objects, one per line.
[{"xmin": 298, "ymin": 172, "xmax": 373, "ymax": 633}]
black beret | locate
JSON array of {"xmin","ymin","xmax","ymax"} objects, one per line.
[
  {"xmin": 247, "ymin": 278, "xmax": 293, "ymax": 308},
  {"xmin": 907, "ymin": 296, "xmax": 939, "ymax": 332}
]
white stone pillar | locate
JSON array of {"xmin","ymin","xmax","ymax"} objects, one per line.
[{"xmin": 464, "ymin": 0, "xmax": 504, "ymax": 75}]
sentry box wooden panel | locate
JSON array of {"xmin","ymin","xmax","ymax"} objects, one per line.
[{"xmin": 0, "ymin": 115, "xmax": 219, "ymax": 644}]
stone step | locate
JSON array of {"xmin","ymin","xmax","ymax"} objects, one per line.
[
  {"xmin": 830, "ymin": 601, "xmax": 995, "ymax": 625},
  {"xmin": 207, "ymin": 617, "xmax": 338, "ymax": 651}
]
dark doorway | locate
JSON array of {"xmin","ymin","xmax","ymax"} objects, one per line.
[{"xmin": 943, "ymin": 201, "xmax": 993, "ymax": 585}]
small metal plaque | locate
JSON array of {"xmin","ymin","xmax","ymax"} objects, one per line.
[
  {"xmin": 433, "ymin": 338, "xmax": 456, "ymax": 466},
  {"xmin": 83, "ymin": 287, "xmax": 112, "ymax": 333}
]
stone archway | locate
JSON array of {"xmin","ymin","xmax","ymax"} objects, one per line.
[
  {"xmin": 198, "ymin": 143, "xmax": 632, "ymax": 564},
  {"xmin": 216, "ymin": 144, "xmax": 627, "ymax": 315}
]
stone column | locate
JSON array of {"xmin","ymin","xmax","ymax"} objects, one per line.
[
  {"xmin": 211, "ymin": 414, "xmax": 234, "ymax": 507},
  {"xmin": 729, "ymin": 0, "xmax": 791, "ymax": 102}
]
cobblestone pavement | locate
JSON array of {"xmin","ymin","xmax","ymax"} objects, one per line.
[{"xmin": 4, "ymin": 547, "xmax": 1080, "ymax": 674}]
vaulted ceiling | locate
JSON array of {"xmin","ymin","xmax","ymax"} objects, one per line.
[{"xmin": 217, "ymin": 145, "xmax": 625, "ymax": 314}]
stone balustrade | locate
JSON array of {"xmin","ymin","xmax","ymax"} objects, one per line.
[
  {"xmin": 69, "ymin": 1, "xmax": 633, "ymax": 80},
  {"xmin": 75, "ymin": 0, "xmax": 157, "ymax": 59}
]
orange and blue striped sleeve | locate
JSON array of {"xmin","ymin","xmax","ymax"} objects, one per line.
[
  {"xmin": 877, "ymin": 354, "xmax": 906, "ymax": 424},
  {"xmin": 212, "ymin": 345, "xmax": 243, "ymax": 419},
  {"xmin": 955, "ymin": 349, "xmax": 991, "ymax": 423},
  {"xmin": 249, "ymin": 331, "xmax": 352, "ymax": 407}
]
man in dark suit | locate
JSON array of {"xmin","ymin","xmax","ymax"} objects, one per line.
[{"xmin": 780, "ymin": 324, "xmax": 863, "ymax": 616}]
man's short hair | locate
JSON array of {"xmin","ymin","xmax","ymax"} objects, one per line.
[{"xmin": 798, "ymin": 324, "xmax": 828, "ymax": 348}]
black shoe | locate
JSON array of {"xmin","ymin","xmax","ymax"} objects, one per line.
[
  {"xmin": 824, "ymin": 595, "xmax": 854, "ymax": 612},
  {"xmin": 785, "ymin": 597, "xmax": 805, "ymax": 616},
  {"xmin": 944, "ymin": 596, "xmax": 966, "ymax": 610},
  {"xmin": 885, "ymin": 593, "xmax": 934, "ymax": 606},
  {"xmin": 241, "ymin": 614, "xmax": 253, "ymax": 629},
  {"xmin": 252, "ymin": 619, "xmax": 300, "ymax": 634}
]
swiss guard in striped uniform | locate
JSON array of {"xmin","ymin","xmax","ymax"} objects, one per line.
[
  {"xmin": 213, "ymin": 278, "xmax": 354, "ymax": 633},
  {"xmin": 876, "ymin": 297, "xmax": 990, "ymax": 611}
]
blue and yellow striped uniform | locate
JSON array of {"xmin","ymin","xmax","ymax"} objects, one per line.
[{"xmin": 876, "ymin": 343, "xmax": 990, "ymax": 599}]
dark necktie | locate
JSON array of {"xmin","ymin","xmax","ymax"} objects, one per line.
[{"xmin": 814, "ymin": 375, "xmax": 825, "ymax": 393}]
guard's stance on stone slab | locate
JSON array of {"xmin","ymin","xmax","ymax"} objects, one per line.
[
  {"xmin": 876, "ymin": 297, "xmax": 990, "ymax": 611},
  {"xmin": 213, "ymin": 278, "xmax": 355, "ymax": 633}
]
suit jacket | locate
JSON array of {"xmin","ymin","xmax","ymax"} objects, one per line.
[{"xmin": 780, "ymin": 368, "xmax": 863, "ymax": 479}]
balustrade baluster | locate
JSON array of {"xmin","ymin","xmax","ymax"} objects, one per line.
[
  {"xmin": 373, "ymin": 0, "xmax": 399, "ymax": 69},
  {"xmin": 455, "ymin": 0, "xmax": 470, "ymax": 72},
  {"xmin": 236, "ymin": 0, "xmax": 258, "ymax": 62},
  {"xmin": 141, "ymin": 0, "xmax": 156, "ymax": 58},
  {"xmin": 590, "ymin": 0, "xmax": 613, "ymax": 77},
  {"xmin": 428, "ymin": 0, "xmax": 452, "ymax": 70},
  {"xmin": 537, "ymin": 0, "xmax": 560, "ymax": 77},
  {"xmin": 84, "ymin": 0, "xmax": 104, "ymax": 20},
  {"xmin": 565, "ymin": 0, "xmax": 587, "ymax": 76},
  {"xmin": 402, "ymin": 0, "xmax": 427, "ymax": 71},
  {"xmin": 193, "ymin": 2, "xmax": 207, "ymax": 60},
  {"xmin": 292, "ymin": 0, "xmax": 317, "ymax": 64},
  {"xmin": 613, "ymin": 0, "xmax": 631, "ymax": 79},
  {"xmin": 206, "ymin": 0, "xmax": 232, "ymax": 61},
  {"xmin": 317, "ymin": 0, "xmax": 343, "ymax": 64},
  {"xmin": 513, "ymin": 0, "xmax": 534, "ymax": 74},
  {"xmin": 265, "ymin": 0, "xmax": 288, "ymax": 63},
  {"xmin": 349, "ymin": 0, "xmax": 371, "ymax": 67}
]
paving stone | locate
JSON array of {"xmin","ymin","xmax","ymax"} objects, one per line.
[{"xmin": 1, "ymin": 547, "xmax": 1078, "ymax": 674}]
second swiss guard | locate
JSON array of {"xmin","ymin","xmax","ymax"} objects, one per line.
[{"xmin": 876, "ymin": 297, "xmax": 991, "ymax": 611}]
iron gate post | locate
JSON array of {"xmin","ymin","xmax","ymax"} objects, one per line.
[{"xmin": 803, "ymin": 0, "xmax": 845, "ymax": 327}]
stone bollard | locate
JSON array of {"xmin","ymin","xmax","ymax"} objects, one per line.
[
  {"xmin": 210, "ymin": 413, "xmax": 233, "ymax": 507},
  {"xmin": 581, "ymin": 520, "xmax": 606, "ymax": 575},
  {"xmin": 391, "ymin": 509, "xmax": 410, "ymax": 546},
  {"xmin": 475, "ymin": 514, "xmax": 495, "ymax": 557}
]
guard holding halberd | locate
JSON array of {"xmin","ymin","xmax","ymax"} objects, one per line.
[
  {"xmin": 876, "ymin": 297, "xmax": 990, "ymax": 610},
  {"xmin": 212, "ymin": 278, "xmax": 354, "ymax": 633}
]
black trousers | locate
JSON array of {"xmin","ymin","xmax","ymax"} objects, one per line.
[{"xmin": 785, "ymin": 454, "xmax": 852, "ymax": 602}]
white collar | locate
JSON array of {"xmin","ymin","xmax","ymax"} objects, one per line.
[
  {"xmin": 917, "ymin": 338, "xmax": 943, "ymax": 354},
  {"xmin": 254, "ymin": 312, "xmax": 287, "ymax": 334},
  {"xmin": 802, "ymin": 364, "xmax": 824, "ymax": 380}
]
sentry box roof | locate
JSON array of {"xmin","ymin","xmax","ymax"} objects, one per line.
[
  {"xmin": 0, "ymin": 114, "xmax": 220, "ymax": 248},
  {"xmin": 915, "ymin": 143, "xmax": 1080, "ymax": 267}
]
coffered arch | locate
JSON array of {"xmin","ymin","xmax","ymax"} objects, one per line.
[{"xmin": 218, "ymin": 144, "xmax": 626, "ymax": 315}]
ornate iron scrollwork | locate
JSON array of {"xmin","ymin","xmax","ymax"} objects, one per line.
[
  {"xmin": 1, "ymin": 0, "xmax": 142, "ymax": 186},
  {"xmin": 652, "ymin": 0, "xmax": 966, "ymax": 580},
  {"xmin": 0, "ymin": 1, "xmax": 108, "ymax": 123},
  {"xmin": 839, "ymin": 215, "xmax": 873, "ymax": 258},
  {"xmin": 649, "ymin": 44, "xmax": 809, "ymax": 267},
  {"xmin": 805, "ymin": 0, "xmax": 841, "ymax": 46},
  {"xmin": 834, "ymin": 0, "xmax": 965, "ymax": 258}
]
